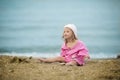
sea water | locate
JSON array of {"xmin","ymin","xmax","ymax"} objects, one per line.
[{"xmin": 0, "ymin": 0, "xmax": 120, "ymax": 58}]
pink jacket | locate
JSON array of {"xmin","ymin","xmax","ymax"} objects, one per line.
[{"xmin": 61, "ymin": 40, "xmax": 90, "ymax": 65}]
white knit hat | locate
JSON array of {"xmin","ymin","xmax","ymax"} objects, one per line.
[{"xmin": 64, "ymin": 24, "xmax": 77, "ymax": 38}]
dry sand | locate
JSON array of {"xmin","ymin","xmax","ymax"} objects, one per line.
[{"xmin": 0, "ymin": 55, "xmax": 120, "ymax": 80}]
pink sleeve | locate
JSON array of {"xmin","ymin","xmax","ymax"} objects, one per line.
[
  {"xmin": 78, "ymin": 50, "xmax": 89, "ymax": 56},
  {"xmin": 77, "ymin": 42, "xmax": 90, "ymax": 58}
]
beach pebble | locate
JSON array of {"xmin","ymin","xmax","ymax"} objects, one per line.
[
  {"xmin": 9, "ymin": 69, "xmax": 14, "ymax": 73},
  {"xmin": 59, "ymin": 63, "xmax": 66, "ymax": 66},
  {"xmin": 10, "ymin": 57, "xmax": 30, "ymax": 63},
  {"xmin": 10, "ymin": 56, "xmax": 18, "ymax": 63},
  {"xmin": 67, "ymin": 69, "xmax": 72, "ymax": 71},
  {"xmin": 29, "ymin": 56, "xmax": 32, "ymax": 59},
  {"xmin": 117, "ymin": 55, "xmax": 120, "ymax": 59}
]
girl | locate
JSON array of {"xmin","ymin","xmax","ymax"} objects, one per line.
[{"xmin": 38, "ymin": 24, "xmax": 90, "ymax": 66}]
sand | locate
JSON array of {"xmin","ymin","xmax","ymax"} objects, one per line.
[{"xmin": 0, "ymin": 55, "xmax": 120, "ymax": 80}]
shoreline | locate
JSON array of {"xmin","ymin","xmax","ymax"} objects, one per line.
[
  {"xmin": 0, "ymin": 53, "xmax": 118, "ymax": 59},
  {"xmin": 0, "ymin": 55, "xmax": 120, "ymax": 80}
]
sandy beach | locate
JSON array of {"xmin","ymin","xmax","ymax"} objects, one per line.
[{"xmin": 0, "ymin": 55, "xmax": 120, "ymax": 80}]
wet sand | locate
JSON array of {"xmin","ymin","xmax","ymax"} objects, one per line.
[{"xmin": 0, "ymin": 55, "xmax": 120, "ymax": 80}]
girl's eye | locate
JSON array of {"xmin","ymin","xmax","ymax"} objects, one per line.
[{"xmin": 67, "ymin": 31, "xmax": 69, "ymax": 33}]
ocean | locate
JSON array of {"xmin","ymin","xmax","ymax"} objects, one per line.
[{"xmin": 0, "ymin": 0, "xmax": 120, "ymax": 58}]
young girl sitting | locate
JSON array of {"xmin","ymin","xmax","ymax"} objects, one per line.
[{"xmin": 38, "ymin": 24, "xmax": 90, "ymax": 66}]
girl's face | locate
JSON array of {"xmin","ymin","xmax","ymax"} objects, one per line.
[{"xmin": 63, "ymin": 27, "xmax": 73, "ymax": 39}]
